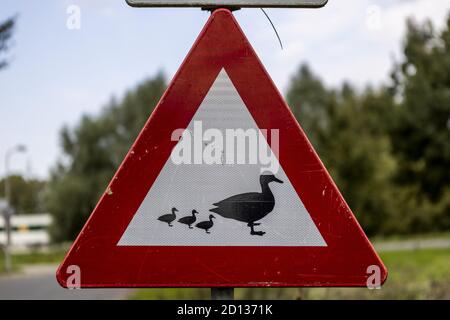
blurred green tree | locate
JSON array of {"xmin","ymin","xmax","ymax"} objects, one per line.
[
  {"xmin": 286, "ymin": 64, "xmax": 333, "ymax": 150},
  {"xmin": 287, "ymin": 67, "xmax": 398, "ymax": 235},
  {"xmin": 0, "ymin": 175, "xmax": 46, "ymax": 214},
  {"xmin": 46, "ymin": 73, "xmax": 166, "ymax": 242},
  {"xmin": 389, "ymin": 15, "xmax": 450, "ymax": 231},
  {"xmin": 0, "ymin": 16, "xmax": 15, "ymax": 70}
]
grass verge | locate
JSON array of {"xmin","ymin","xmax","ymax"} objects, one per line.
[{"xmin": 0, "ymin": 248, "xmax": 66, "ymax": 274}]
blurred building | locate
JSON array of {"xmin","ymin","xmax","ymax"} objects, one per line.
[{"xmin": 0, "ymin": 213, "xmax": 52, "ymax": 251}]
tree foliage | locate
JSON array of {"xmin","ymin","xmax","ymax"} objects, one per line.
[
  {"xmin": 287, "ymin": 14, "xmax": 450, "ymax": 235},
  {"xmin": 0, "ymin": 176, "xmax": 46, "ymax": 214},
  {"xmin": 0, "ymin": 16, "xmax": 15, "ymax": 70},
  {"xmin": 287, "ymin": 67, "xmax": 398, "ymax": 235},
  {"xmin": 388, "ymin": 16, "xmax": 450, "ymax": 231},
  {"xmin": 46, "ymin": 74, "xmax": 166, "ymax": 242},
  {"xmin": 390, "ymin": 18, "xmax": 450, "ymax": 197}
]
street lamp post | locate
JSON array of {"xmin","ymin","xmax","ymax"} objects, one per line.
[{"xmin": 2, "ymin": 144, "xmax": 27, "ymax": 272}]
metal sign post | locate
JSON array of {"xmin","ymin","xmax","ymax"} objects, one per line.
[{"xmin": 211, "ymin": 288, "xmax": 234, "ymax": 300}]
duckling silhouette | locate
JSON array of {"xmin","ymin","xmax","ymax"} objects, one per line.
[
  {"xmin": 210, "ymin": 174, "xmax": 283, "ymax": 236},
  {"xmin": 195, "ymin": 214, "xmax": 215, "ymax": 234},
  {"xmin": 157, "ymin": 207, "xmax": 178, "ymax": 227},
  {"xmin": 178, "ymin": 209, "xmax": 198, "ymax": 229}
]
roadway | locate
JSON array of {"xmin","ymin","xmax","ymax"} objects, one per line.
[
  {"xmin": 0, "ymin": 265, "xmax": 131, "ymax": 300},
  {"xmin": 1, "ymin": 237, "xmax": 449, "ymax": 299}
]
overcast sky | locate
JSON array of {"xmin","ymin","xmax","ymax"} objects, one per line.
[{"xmin": 1, "ymin": 0, "xmax": 449, "ymax": 179}]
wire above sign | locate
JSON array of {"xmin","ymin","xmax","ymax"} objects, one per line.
[{"xmin": 126, "ymin": 0, "xmax": 328, "ymax": 8}]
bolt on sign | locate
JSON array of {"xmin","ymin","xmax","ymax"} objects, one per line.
[
  {"xmin": 57, "ymin": 8, "xmax": 387, "ymax": 288},
  {"xmin": 126, "ymin": 0, "xmax": 328, "ymax": 8}
]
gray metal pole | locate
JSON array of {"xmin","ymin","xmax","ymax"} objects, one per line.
[
  {"xmin": 3, "ymin": 145, "xmax": 26, "ymax": 273},
  {"xmin": 3, "ymin": 149, "xmax": 11, "ymax": 273},
  {"xmin": 4, "ymin": 150, "xmax": 10, "ymax": 206},
  {"xmin": 211, "ymin": 287, "xmax": 234, "ymax": 300},
  {"xmin": 4, "ymin": 214, "xmax": 11, "ymax": 272}
]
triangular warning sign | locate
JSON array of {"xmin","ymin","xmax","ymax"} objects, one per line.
[{"xmin": 57, "ymin": 9, "xmax": 387, "ymax": 288}]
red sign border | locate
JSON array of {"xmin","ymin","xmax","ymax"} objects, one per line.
[{"xmin": 57, "ymin": 9, "xmax": 387, "ymax": 288}]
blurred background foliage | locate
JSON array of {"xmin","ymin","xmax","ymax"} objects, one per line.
[
  {"xmin": 7, "ymin": 14, "xmax": 447, "ymax": 242},
  {"xmin": 0, "ymin": 15, "xmax": 15, "ymax": 70},
  {"xmin": 286, "ymin": 15, "xmax": 450, "ymax": 236},
  {"xmin": 287, "ymin": 14, "xmax": 450, "ymax": 237},
  {"xmin": 46, "ymin": 74, "xmax": 166, "ymax": 241},
  {"xmin": 0, "ymin": 176, "xmax": 46, "ymax": 214}
]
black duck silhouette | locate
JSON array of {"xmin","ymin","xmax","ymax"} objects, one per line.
[
  {"xmin": 195, "ymin": 214, "xmax": 215, "ymax": 234},
  {"xmin": 178, "ymin": 209, "xmax": 198, "ymax": 229},
  {"xmin": 210, "ymin": 174, "xmax": 283, "ymax": 236},
  {"xmin": 157, "ymin": 207, "xmax": 178, "ymax": 227}
]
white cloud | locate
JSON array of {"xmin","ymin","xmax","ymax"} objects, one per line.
[{"xmin": 243, "ymin": 0, "xmax": 450, "ymax": 91}]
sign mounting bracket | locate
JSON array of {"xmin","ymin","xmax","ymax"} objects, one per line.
[{"xmin": 125, "ymin": 0, "xmax": 328, "ymax": 9}]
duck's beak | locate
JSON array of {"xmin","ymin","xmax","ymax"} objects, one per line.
[{"xmin": 273, "ymin": 177, "xmax": 283, "ymax": 184}]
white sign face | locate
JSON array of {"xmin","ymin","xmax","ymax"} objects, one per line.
[
  {"xmin": 118, "ymin": 69, "xmax": 326, "ymax": 247},
  {"xmin": 126, "ymin": 0, "xmax": 328, "ymax": 8}
]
